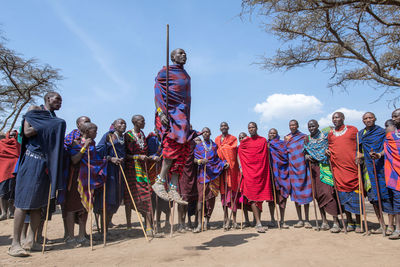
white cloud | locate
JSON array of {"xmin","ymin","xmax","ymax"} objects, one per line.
[
  {"xmin": 318, "ymin": 107, "xmax": 365, "ymax": 128},
  {"xmin": 254, "ymin": 93, "xmax": 323, "ymax": 122}
]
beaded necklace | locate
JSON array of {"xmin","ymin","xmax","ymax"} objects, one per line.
[{"xmin": 332, "ymin": 125, "xmax": 348, "ymax": 137}]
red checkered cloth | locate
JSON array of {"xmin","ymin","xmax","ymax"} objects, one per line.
[{"xmin": 162, "ymin": 137, "xmax": 190, "ymax": 175}]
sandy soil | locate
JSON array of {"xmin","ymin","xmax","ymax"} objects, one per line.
[{"xmin": 0, "ymin": 197, "xmax": 399, "ymax": 267}]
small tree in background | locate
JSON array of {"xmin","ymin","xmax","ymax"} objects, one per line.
[
  {"xmin": 0, "ymin": 36, "xmax": 62, "ymax": 132},
  {"xmin": 242, "ymin": 0, "xmax": 400, "ymax": 103}
]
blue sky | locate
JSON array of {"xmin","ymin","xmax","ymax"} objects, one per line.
[{"xmin": 1, "ymin": 0, "xmax": 395, "ymax": 141}]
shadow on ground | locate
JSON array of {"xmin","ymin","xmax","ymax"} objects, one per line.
[{"xmin": 183, "ymin": 233, "xmax": 258, "ymax": 251}]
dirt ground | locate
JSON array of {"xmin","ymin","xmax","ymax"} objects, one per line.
[{"xmin": 0, "ymin": 197, "xmax": 399, "ymax": 266}]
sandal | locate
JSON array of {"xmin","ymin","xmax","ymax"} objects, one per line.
[
  {"xmin": 304, "ymin": 221, "xmax": 313, "ymax": 229},
  {"xmin": 294, "ymin": 221, "xmax": 304, "ymax": 228},
  {"xmin": 280, "ymin": 222, "xmax": 290, "ymax": 229},
  {"xmin": 371, "ymin": 226, "xmax": 384, "ymax": 235},
  {"xmin": 386, "ymin": 226, "xmax": 395, "ymax": 235},
  {"xmin": 321, "ymin": 223, "xmax": 330, "ymax": 231},
  {"xmin": 8, "ymin": 246, "xmax": 29, "ymax": 257},
  {"xmin": 330, "ymin": 224, "xmax": 341, "ymax": 233},
  {"xmin": 255, "ymin": 224, "xmax": 266, "ymax": 233},
  {"xmin": 65, "ymin": 237, "xmax": 78, "ymax": 247},
  {"xmin": 267, "ymin": 220, "xmax": 277, "ymax": 228},
  {"xmin": 389, "ymin": 230, "xmax": 400, "ymax": 240},
  {"xmin": 346, "ymin": 223, "xmax": 355, "ymax": 232},
  {"xmin": 355, "ymin": 224, "xmax": 364, "ymax": 234},
  {"xmin": 192, "ymin": 226, "xmax": 201, "ymax": 233}
]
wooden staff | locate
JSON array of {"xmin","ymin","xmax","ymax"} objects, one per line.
[
  {"xmin": 328, "ymin": 159, "xmax": 347, "ymax": 234},
  {"xmin": 103, "ymin": 179, "xmax": 107, "ymax": 247},
  {"xmin": 223, "ymin": 172, "xmax": 229, "ymax": 231},
  {"xmin": 170, "ymin": 201, "xmax": 175, "ymax": 237},
  {"xmin": 88, "ymin": 149, "xmax": 93, "ymax": 250},
  {"xmin": 144, "ymin": 161, "xmax": 155, "ymax": 236},
  {"xmin": 267, "ymin": 153, "xmax": 281, "ymax": 229},
  {"xmin": 109, "ymin": 137, "xmax": 149, "ymax": 242},
  {"xmin": 88, "ymin": 150, "xmax": 94, "ymax": 250},
  {"xmin": 201, "ymin": 151, "xmax": 207, "ymax": 232},
  {"xmin": 241, "ymin": 201, "xmax": 244, "ymax": 230},
  {"xmin": 371, "ymin": 149, "xmax": 385, "ymax": 237},
  {"xmin": 356, "ymin": 134, "xmax": 369, "ymax": 233},
  {"xmin": 42, "ymin": 184, "xmax": 52, "ymax": 254},
  {"xmin": 228, "ymin": 174, "xmax": 243, "ymax": 227},
  {"xmin": 165, "ymin": 24, "xmax": 170, "ymax": 121},
  {"xmin": 308, "ymin": 164, "xmax": 320, "ymax": 231}
]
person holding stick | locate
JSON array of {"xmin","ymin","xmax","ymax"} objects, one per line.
[
  {"xmin": 357, "ymin": 112, "xmax": 392, "ymax": 235},
  {"xmin": 303, "ymin": 120, "xmax": 340, "ymax": 233},
  {"xmin": 383, "ymin": 108, "xmax": 400, "ymax": 239},
  {"xmin": 193, "ymin": 127, "xmax": 227, "ymax": 233},
  {"xmin": 124, "ymin": 115, "xmax": 155, "ymax": 235},
  {"xmin": 285, "ymin": 120, "xmax": 313, "ymax": 229},
  {"xmin": 64, "ymin": 122, "xmax": 107, "ymax": 247},
  {"xmin": 268, "ymin": 128, "xmax": 290, "ymax": 229},
  {"xmin": 152, "ymin": 48, "xmax": 198, "ymax": 205},
  {"xmin": 215, "ymin": 122, "xmax": 241, "ymax": 230},
  {"xmin": 326, "ymin": 112, "xmax": 363, "ymax": 233},
  {"xmin": 238, "ymin": 122, "xmax": 273, "ymax": 233},
  {"xmin": 9, "ymin": 92, "xmax": 66, "ymax": 257},
  {"xmin": 177, "ymin": 127, "xmax": 199, "ymax": 232},
  {"xmin": 94, "ymin": 119, "xmax": 127, "ymax": 235}
]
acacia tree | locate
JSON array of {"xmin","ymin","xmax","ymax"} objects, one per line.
[
  {"xmin": 242, "ymin": 0, "xmax": 400, "ymax": 102},
  {"xmin": 0, "ymin": 38, "xmax": 61, "ymax": 132}
]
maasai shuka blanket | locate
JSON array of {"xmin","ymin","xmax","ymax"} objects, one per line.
[
  {"xmin": 268, "ymin": 135, "xmax": 290, "ymax": 199},
  {"xmin": 328, "ymin": 125, "xmax": 359, "ymax": 192},
  {"xmin": 64, "ymin": 129, "xmax": 81, "ymax": 150},
  {"xmin": 195, "ymin": 140, "xmax": 226, "ymax": 184},
  {"xmin": 154, "ymin": 64, "xmax": 194, "ymax": 144},
  {"xmin": 215, "ymin": 134, "xmax": 241, "ymax": 193},
  {"xmin": 285, "ymin": 131, "xmax": 312, "ymax": 204},
  {"xmin": 146, "ymin": 132, "xmax": 162, "ymax": 157},
  {"xmin": 358, "ymin": 125, "xmax": 389, "ymax": 201},
  {"xmin": 69, "ymin": 141, "xmax": 107, "ymax": 212},
  {"xmin": 303, "ymin": 130, "xmax": 333, "ymax": 187},
  {"xmin": 238, "ymin": 135, "xmax": 273, "ymax": 202},
  {"xmin": 20, "ymin": 109, "xmax": 66, "ymax": 198},
  {"xmin": 0, "ymin": 132, "xmax": 20, "ymax": 183},
  {"xmin": 384, "ymin": 130, "xmax": 400, "ymax": 192}
]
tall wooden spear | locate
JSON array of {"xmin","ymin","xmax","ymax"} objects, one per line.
[
  {"xmin": 165, "ymin": 24, "xmax": 169, "ymax": 121},
  {"xmin": 371, "ymin": 149, "xmax": 385, "ymax": 237},
  {"xmin": 308, "ymin": 164, "xmax": 320, "ymax": 231},
  {"xmin": 356, "ymin": 134, "xmax": 369, "ymax": 234},
  {"xmin": 328, "ymin": 159, "xmax": 347, "ymax": 234},
  {"xmin": 88, "ymin": 149, "xmax": 93, "ymax": 250}
]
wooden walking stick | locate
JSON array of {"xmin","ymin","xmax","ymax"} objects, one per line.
[
  {"xmin": 201, "ymin": 151, "xmax": 207, "ymax": 232},
  {"xmin": 223, "ymin": 172, "xmax": 229, "ymax": 231},
  {"xmin": 144, "ymin": 161, "xmax": 155, "ymax": 236},
  {"xmin": 103, "ymin": 180, "xmax": 107, "ymax": 247},
  {"xmin": 328, "ymin": 159, "xmax": 347, "ymax": 234},
  {"xmin": 166, "ymin": 24, "xmax": 169, "ymax": 119},
  {"xmin": 42, "ymin": 183, "xmax": 52, "ymax": 254},
  {"xmin": 356, "ymin": 134, "xmax": 369, "ymax": 234},
  {"xmin": 88, "ymin": 149, "xmax": 93, "ymax": 250},
  {"xmin": 109, "ymin": 138, "xmax": 149, "ymax": 242},
  {"xmin": 170, "ymin": 201, "xmax": 175, "ymax": 237},
  {"xmin": 371, "ymin": 149, "xmax": 385, "ymax": 237},
  {"xmin": 268, "ymin": 154, "xmax": 281, "ymax": 229},
  {"xmin": 228, "ymin": 174, "xmax": 243, "ymax": 226},
  {"xmin": 308, "ymin": 164, "xmax": 320, "ymax": 231},
  {"xmin": 241, "ymin": 201, "xmax": 244, "ymax": 230}
]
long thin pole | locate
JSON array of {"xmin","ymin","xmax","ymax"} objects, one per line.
[
  {"xmin": 109, "ymin": 136, "xmax": 149, "ymax": 242},
  {"xmin": 308, "ymin": 164, "xmax": 320, "ymax": 231},
  {"xmin": 356, "ymin": 134, "xmax": 368, "ymax": 233},
  {"xmin": 201, "ymin": 151, "xmax": 207, "ymax": 232},
  {"xmin": 103, "ymin": 180, "xmax": 107, "ymax": 247},
  {"xmin": 267, "ymin": 153, "xmax": 281, "ymax": 229},
  {"xmin": 228, "ymin": 175, "xmax": 243, "ymax": 226},
  {"xmin": 88, "ymin": 149, "xmax": 93, "ymax": 250},
  {"xmin": 371, "ymin": 149, "xmax": 385, "ymax": 237},
  {"xmin": 223, "ymin": 172, "xmax": 229, "ymax": 230},
  {"xmin": 328, "ymin": 159, "xmax": 347, "ymax": 234},
  {"xmin": 42, "ymin": 183, "xmax": 52, "ymax": 254},
  {"xmin": 165, "ymin": 24, "xmax": 169, "ymax": 121},
  {"xmin": 170, "ymin": 201, "xmax": 175, "ymax": 237},
  {"xmin": 144, "ymin": 161, "xmax": 155, "ymax": 236}
]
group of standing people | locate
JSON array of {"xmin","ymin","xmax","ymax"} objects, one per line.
[{"xmin": 2, "ymin": 47, "xmax": 400, "ymax": 258}]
